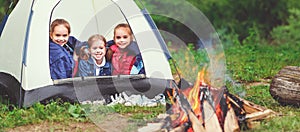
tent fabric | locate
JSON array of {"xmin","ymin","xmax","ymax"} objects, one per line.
[
  {"xmin": 0, "ymin": 0, "xmax": 173, "ymax": 91},
  {"xmin": 0, "ymin": 0, "xmax": 32, "ymax": 86},
  {"xmin": 0, "ymin": 0, "xmax": 174, "ymax": 106},
  {"xmin": 141, "ymin": 9, "xmax": 172, "ymax": 60}
]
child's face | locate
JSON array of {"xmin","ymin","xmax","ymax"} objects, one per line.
[
  {"xmin": 114, "ymin": 27, "xmax": 132, "ymax": 49},
  {"xmin": 50, "ymin": 25, "xmax": 70, "ymax": 46},
  {"xmin": 89, "ymin": 40, "xmax": 106, "ymax": 62}
]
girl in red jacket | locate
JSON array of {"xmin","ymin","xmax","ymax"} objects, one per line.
[{"xmin": 107, "ymin": 23, "xmax": 144, "ymax": 75}]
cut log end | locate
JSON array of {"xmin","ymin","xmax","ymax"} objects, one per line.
[{"xmin": 270, "ymin": 66, "xmax": 300, "ymax": 106}]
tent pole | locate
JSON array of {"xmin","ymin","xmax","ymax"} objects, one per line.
[{"xmin": 19, "ymin": 0, "xmax": 36, "ymax": 108}]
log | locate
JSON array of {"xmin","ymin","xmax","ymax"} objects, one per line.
[
  {"xmin": 228, "ymin": 94, "xmax": 271, "ymax": 114},
  {"xmin": 187, "ymin": 110, "xmax": 205, "ymax": 132},
  {"xmin": 224, "ymin": 108, "xmax": 240, "ymax": 132},
  {"xmin": 245, "ymin": 109, "xmax": 275, "ymax": 122},
  {"xmin": 203, "ymin": 101, "xmax": 222, "ymax": 132},
  {"xmin": 169, "ymin": 124, "xmax": 186, "ymax": 132},
  {"xmin": 270, "ymin": 66, "xmax": 300, "ymax": 106}
]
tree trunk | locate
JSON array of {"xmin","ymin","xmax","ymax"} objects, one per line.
[{"xmin": 270, "ymin": 66, "xmax": 300, "ymax": 106}]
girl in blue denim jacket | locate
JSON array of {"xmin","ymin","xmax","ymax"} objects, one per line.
[
  {"xmin": 78, "ymin": 34, "xmax": 111, "ymax": 77},
  {"xmin": 49, "ymin": 19, "xmax": 81, "ymax": 79}
]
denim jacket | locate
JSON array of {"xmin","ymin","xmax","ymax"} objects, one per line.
[
  {"xmin": 78, "ymin": 57, "xmax": 111, "ymax": 77},
  {"xmin": 49, "ymin": 36, "xmax": 80, "ymax": 79},
  {"xmin": 49, "ymin": 41, "xmax": 74, "ymax": 79}
]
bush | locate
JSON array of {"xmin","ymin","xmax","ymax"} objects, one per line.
[{"xmin": 271, "ymin": 8, "xmax": 300, "ymax": 45}]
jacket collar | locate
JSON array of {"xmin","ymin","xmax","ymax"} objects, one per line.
[{"xmin": 87, "ymin": 57, "xmax": 110, "ymax": 68}]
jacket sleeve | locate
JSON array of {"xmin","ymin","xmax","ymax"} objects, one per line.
[
  {"xmin": 75, "ymin": 41, "xmax": 88, "ymax": 56},
  {"xmin": 50, "ymin": 57, "xmax": 73, "ymax": 79},
  {"xmin": 78, "ymin": 60, "xmax": 92, "ymax": 77},
  {"xmin": 68, "ymin": 36, "xmax": 81, "ymax": 46},
  {"xmin": 130, "ymin": 54, "xmax": 145, "ymax": 74}
]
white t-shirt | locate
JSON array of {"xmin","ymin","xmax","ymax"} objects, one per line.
[{"xmin": 92, "ymin": 58, "xmax": 106, "ymax": 76}]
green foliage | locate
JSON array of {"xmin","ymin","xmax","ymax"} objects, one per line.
[
  {"xmin": 168, "ymin": 42, "xmax": 209, "ymax": 83},
  {"xmin": 0, "ymin": 1, "xmax": 6, "ymax": 20},
  {"xmin": 68, "ymin": 104, "xmax": 86, "ymax": 119},
  {"xmin": 0, "ymin": 0, "xmax": 18, "ymax": 21},
  {"xmin": 287, "ymin": 0, "xmax": 300, "ymax": 10},
  {"xmin": 217, "ymin": 28, "xmax": 241, "ymax": 47},
  {"xmin": 271, "ymin": 8, "xmax": 300, "ymax": 45},
  {"xmin": 143, "ymin": 0, "xmax": 291, "ymax": 43}
]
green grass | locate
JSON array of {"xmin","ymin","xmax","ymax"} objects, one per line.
[
  {"xmin": 244, "ymin": 86, "xmax": 300, "ymax": 132},
  {"xmin": 225, "ymin": 42, "xmax": 300, "ymax": 82},
  {"xmin": 226, "ymin": 82, "xmax": 300, "ymax": 131},
  {"xmin": 0, "ymin": 101, "xmax": 88, "ymax": 130},
  {"xmin": 0, "ymin": 101, "xmax": 165, "ymax": 131},
  {"xmin": 112, "ymin": 104, "xmax": 165, "ymax": 120},
  {"xmin": 168, "ymin": 42, "xmax": 209, "ymax": 83},
  {"xmin": 222, "ymin": 34, "xmax": 300, "ymax": 131}
]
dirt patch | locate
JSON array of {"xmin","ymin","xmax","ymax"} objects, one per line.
[
  {"xmin": 89, "ymin": 113, "xmax": 140, "ymax": 132},
  {"xmin": 5, "ymin": 113, "xmax": 140, "ymax": 132},
  {"xmin": 245, "ymin": 79, "xmax": 271, "ymax": 88},
  {"xmin": 5, "ymin": 121, "xmax": 102, "ymax": 132}
]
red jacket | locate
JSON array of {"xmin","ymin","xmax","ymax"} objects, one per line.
[{"xmin": 110, "ymin": 44, "xmax": 136, "ymax": 75}]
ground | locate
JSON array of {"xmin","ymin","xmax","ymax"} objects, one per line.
[
  {"xmin": 5, "ymin": 81, "xmax": 271, "ymax": 132},
  {"xmin": 5, "ymin": 113, "xmax": 139, "ymax": 132},
  {"xmin": 6, "ymin": 122, "xmax": 101, "ymax": 132}
]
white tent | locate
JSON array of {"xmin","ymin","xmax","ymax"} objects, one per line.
[{"xmin": 0, "ymin": 0, "xmax": 173, "ymax": 107}]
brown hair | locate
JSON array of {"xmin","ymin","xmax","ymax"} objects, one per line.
[
  {"xmin": 79, "ymin": 34, "xmax": 107, "ymax": 61},
  {"xmin": 113, "ymin": 23, "xmax": 132, "ymax": 39},
  {"xmin": 79, "ymin": 46, "xmax": 89, "ymax": 61},
  {"xmin": 87, "ymin": 34, "xmax": 107, "ymax": 48},
  {"xmin": 50, "ymin": 19, "xmax": 71, "ymax": 34}
]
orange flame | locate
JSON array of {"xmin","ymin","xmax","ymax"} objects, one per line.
[
  {"xmin": 179, "ymin": 68, "xmax": 207, "ymax": 123},
  {"xmin": 168, "ymin": 66, "xmax": 230, "ymax": 131}
]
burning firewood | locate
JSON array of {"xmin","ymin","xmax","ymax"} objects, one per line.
[
  {"xmin": 150, "ymin": 87, "xmax": 276, "ymax": 132},
  {"xmin": 157, "ymin": 66, "xmax": 278, "ymax": 132},
  {"xmin": 245, "ymin": 109, "xmax": 275, "ymax": 122},
  {"xmin": 133, "ymin": 65, "xmax": 278, "ymax": 132},
  {"xmin": 224, "ymin": 108, "xmax": 240, "ymax": 132},
  {"xmin": 227, "ymin": 92, "xmax": 277, "ymax": 128},
  {"xmin": 228, "ymin": 94, "xmax": 272, "ymax": 114},
  {"xmin": 187, "ymin": 109, "xmax": 205, "ymax": 132},
  {"xmin": 203, "ymin": 100, "xmax": 222, "ymax": 132},
  {"xmin": 169, "ymin": 124, "xmax": 186, "ymax": 132}
]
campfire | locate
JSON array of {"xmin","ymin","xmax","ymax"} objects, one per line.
[{"xmin": 157, "ymin": 69, "xmax": 277, "ymax": 132}]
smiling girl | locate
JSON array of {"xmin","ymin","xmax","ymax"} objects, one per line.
[
  {"xmin": 78, "ymin": 34, "xmax": 111, "ymax": 76},
  {"xmin": 49, "ymin": 18, "xmax": 81, "ymax": 79},
  {"xmin": 107, "ymin": 23, "xmax": 144, "ymax": 75}
]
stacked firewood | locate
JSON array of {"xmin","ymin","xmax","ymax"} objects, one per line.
[
  {"xmin": 138, "ymin": 89, "xmax": 276, "ymax": 132},
  {"xmin": 139, "ymin": 70, "xmax": 277, "ymax": 132},
  {"xmin": 157, "ymin": 86, "xmax": 277, "ymax": 132}
]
